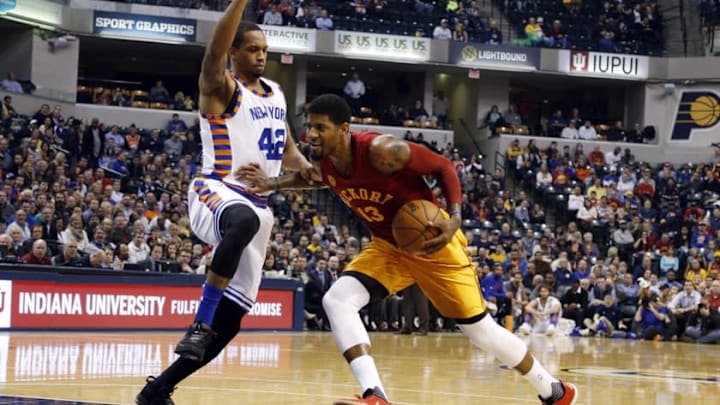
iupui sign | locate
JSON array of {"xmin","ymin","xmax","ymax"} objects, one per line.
[
  {"xmin": 0, "ymin": 280, "xmax": 294, "ymax": 330},
  {"xmin": 559, "ymin": 50, "xmax": 649, "ymax": 80}
]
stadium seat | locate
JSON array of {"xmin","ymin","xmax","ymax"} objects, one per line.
[
  {"xmin": 131, "ymin": 90, "xmax": 150, "ymax": 103},
  {"xmin": 514, "ymin": 125, "xmax": 530, "ymax": 135},
  {"xmin": 77, "ymin": 85, "xmax": 93, "ymax": 103},
  {"xmin": 360, "ymin": 106, "xmax": 373, "ymax": 117},
  {"xmin": 150, "ymin": 102, "xmax": 169, "ymax": 110},
  {"xmin": 496, "ymin": 126, "xmax": 514, "ymax": 135}
]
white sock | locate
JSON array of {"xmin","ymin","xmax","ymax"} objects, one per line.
[
  {"xmin": 523, "ymin": 357, "xmax": 559, "ymax": 399},
  {"xmin": 349, "ymin": 355, "xmax": 386, "ymax": 397}
]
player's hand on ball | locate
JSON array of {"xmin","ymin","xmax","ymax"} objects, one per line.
[
  {"xmin": 421, "ymin": 216, "xmax": 461, "ymax": 255},
  {"xmin": 235, "ymin": 163, "xmax": 271, "ymax": 193}
]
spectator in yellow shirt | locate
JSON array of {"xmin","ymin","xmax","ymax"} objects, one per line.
[
  {"xmin": 586, "ymin": 177, "xmax": 608, "ymax": 200},
  {"xmin": 685, "ymin": 258, "xmax": 708, "ymax": 282}
]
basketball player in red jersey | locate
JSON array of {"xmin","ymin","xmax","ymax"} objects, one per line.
[{"xmin": 237, "ymin": 94, "xmax": 577, "ymax": 405}]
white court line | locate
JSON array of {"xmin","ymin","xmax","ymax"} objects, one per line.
[
  {"xmin": 2, "ymin": 380, "xmax": 538, "ymax": 404},
  {"xmin": 0, "ymin": 392, "xmax": 123, "ymax": 404}
]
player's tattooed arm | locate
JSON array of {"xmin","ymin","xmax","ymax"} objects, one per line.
[
  {"xmin": 235, "ymin": 163, "xmax": 326, "ymax": 193},
  {"xmin": 369, "ymin": 135, "xmax": 410, "ymax": 174}
]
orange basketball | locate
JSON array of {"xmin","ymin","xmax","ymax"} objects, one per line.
[{"xmin": 392, "ymin": 200, "xmax": 443, "ymax": 254}]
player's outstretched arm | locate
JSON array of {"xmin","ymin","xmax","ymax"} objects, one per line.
[
  {"xmin": 199, "ymin": 0, "xmax": 249, "ymax": 98},
  {"xmin": 235, "ymin": 163, "xmax": 326, "ymax": 193}
]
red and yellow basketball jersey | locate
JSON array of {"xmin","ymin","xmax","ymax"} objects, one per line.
[{"xmin": 318, "ymin": 132, "xmax": 438, "ymax": 244}]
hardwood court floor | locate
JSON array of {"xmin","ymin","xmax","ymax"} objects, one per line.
[{"xmin": 0, "ymin": 331, "xmax": 718, "ymax": 404}]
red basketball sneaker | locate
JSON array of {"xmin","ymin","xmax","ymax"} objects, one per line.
[
  {"xmin": 333, "ymin": 387, "xmax": 391, "ymax": 405},
  {"xmin": 540, "ymin": 381, "xmax": 577, "ymax": 405}
]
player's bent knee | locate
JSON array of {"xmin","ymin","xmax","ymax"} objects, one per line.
[
  {"xmin": 323, "ymin": 275, "xmax": 371, "ymax": 317},
  {"xmin": 220, "ymin": 205, "xmax": 260, "ymax": 246}
]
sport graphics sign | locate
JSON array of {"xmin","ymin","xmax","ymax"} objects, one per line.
[
  {"xmin": 334, "ymin": 31, "xmax": 430, "ymax": 62},
  {"xmin": 559, "ymin": 50, "xmax": 649, "ymax": 80},
  {"xmin": 450, "ymin": 42, "xmax": 540, "ymax": 70},
  {"xmin": 669, "ymin": 90, "xmax": 720, "ymax": 142},
  {"xmin": 262, "ymin": 25, "xmax": 316, "ymax": 53},
  {"xmin": 93, "ymin": 11, "xmax": 196, "ymax": 43},
  {"xmin": 0, "ymin": 280, "xmax": 295, "ymax": 330}
]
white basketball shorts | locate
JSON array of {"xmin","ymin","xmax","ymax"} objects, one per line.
[{"xmin": 188, "ymin": 176, "xmax": 274, "ymax": 311}]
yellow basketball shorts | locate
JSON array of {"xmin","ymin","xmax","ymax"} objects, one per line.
[{"xmin": 345, "ymin": 230, "xmax": 487, "ymax": 320}]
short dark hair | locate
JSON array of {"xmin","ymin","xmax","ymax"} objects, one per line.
[
  {"xmin": 231, "ymin": 21, "xmax": 263, "ymax": 48},
  {"xmin": 308, "ymin": 94, "xmax": 351, "ymax": 125}
]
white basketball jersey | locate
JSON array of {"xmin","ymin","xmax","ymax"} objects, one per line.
[
  {"xmin": 535, "ymin": 296, "xmax": 560, "ymax": 314},
  {"xmin": 198, "ymin": 76, "xmax": 287, "ymax": 193}
]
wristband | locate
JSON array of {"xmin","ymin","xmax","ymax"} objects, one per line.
[{"xmin": 450, "ymin": 207, "xmax": 461, "ymax": 217}]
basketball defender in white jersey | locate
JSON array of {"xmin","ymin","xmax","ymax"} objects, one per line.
[{"xmin": 136, "ymin": 1, "xmax": 312, "ymax": 403}]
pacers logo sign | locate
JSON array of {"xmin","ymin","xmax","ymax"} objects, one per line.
[{"xmin": 670, "ymin": 91, "xmax": 720, "ymax": 142}]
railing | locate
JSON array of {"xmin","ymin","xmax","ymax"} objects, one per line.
[
  {"xmin": 699, "ymin": 0, "xmax": 719, "ymax": 53},
  {"xmin": 680, "ymin": 0, "xmax": 688, "ymax": 56},
  {"xmin": 457, "ymin": 118, "xmax": 482, "ymax": 156}
]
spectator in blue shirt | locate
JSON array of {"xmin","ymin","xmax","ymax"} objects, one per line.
[
  {"xmin": 634, "ymin": 294, "xmax": 673, "ymax": 341},
  {"xmin": 315, "ymin": 8, "xmax": 334, "ymax": 30},
  {"xmin": 690, "ymin": 222, "xmax": 711, "ymax": 249},
  {"xmin": 572, "ymin": 259, "xmax": 591, "ymax": 281},
  {"xmin": 1, "ymin": 72, "xmax": 23, "ymax": 93},
  {"xmin": 481, "ymin": 264, "xmax": 512, "ymax": 324},
  {"xmin": 166, "ymin": 113, "xmax": 187, "ymax": 134},
  {"xmin": 481, "ymin": 264, "xmax": 507, "ymax": 301},
  {"xmin": 502, "ymin": 249, "xmax": 528, "ymax": 276}
]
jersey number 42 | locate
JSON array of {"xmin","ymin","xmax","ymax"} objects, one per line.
[{"xmin": 258, "ymin": 127, "xmax": 285, "ymax": 160}]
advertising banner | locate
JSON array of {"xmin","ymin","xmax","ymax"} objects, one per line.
[
  {"xmin": 0, "ymin": 280, "xmax": 10, "ymax": 328},
  {"xmin": 93, "ymin": 10, "xmax": 196, "ymax": 43},
  {"xmin": 262, "ymin": 25, "xmax": 316, "ymax": 53},
  {"xmin": 449, "ymin": 42, "xmax": 540, "ymax": 70},
  {"xmin": 668, "ymin": 89, "xmax": 720, "ymax": 143},
  {"xmin": 2, "ymin": 280, "xmax": 294, "ymax": 330},
  {"xmin": 0, "ymin": 0, "xmax": 16, "ymax": 14},
  {"xmin": 0, "ymin": 333, "xmax": 294, "ymax": 383},
  {"xmin": 334, "ymin": 31, "xmax": 430, "ymax": 62},
  {"xmin": 558, "ymin": 50, "xmax": 649, "ymax": 80}
]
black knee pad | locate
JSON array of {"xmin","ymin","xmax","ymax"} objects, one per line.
[
  {"xmin": 211, "ymin": 204, "xmax": 260, "ymax": 279},
  {"xmin": 219, "ymin": 204, "xmax": 260, "ymax": 238}
]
